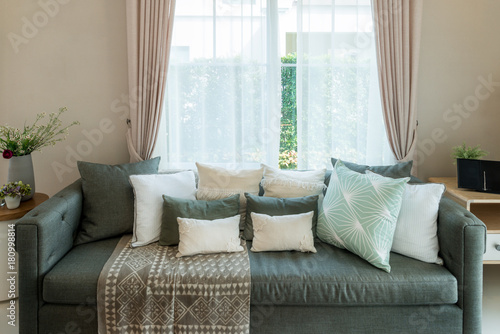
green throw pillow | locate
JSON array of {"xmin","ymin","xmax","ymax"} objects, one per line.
[
  {"xmin": 330, "ymin": 158, "xmax": 413, "ymax": 179},
  {"xmin": 75, "ymin": 157, "xmax": 161, "ymax": 245},
  {"xmin": 317, "ymin": 160, "xmax": 409, "ymax": 272},
  {"xmin": 159, "ymin": 194, "xmax": 240, "ymax": 246},
  {"xmin": 243, "ymin": 193, "xmax": 319, "ymax": 240}
]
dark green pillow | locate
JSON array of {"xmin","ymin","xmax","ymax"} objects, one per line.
[
  {"xmin": 330, "ymin": 158, "xmax": 413, "ymax": 179},
  {"xmin": 75, "ymin": 157, "xmax": 160, "ymax": 245},
  {"xmin": 243, "ymin": 193, "xmax": 319, "ymax": 240},
  {"xmin": 159, "ymin": 193, "xmax": 240, "ymax": 246}
]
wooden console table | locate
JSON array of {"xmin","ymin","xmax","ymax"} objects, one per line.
[{"xmin": 429, "ymin": 177, "xmax": 500, "ymax": 264}]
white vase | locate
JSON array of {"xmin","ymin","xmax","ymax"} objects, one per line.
[
  {"xmin": 4, "ymin": 196, "xmax": 21, "ymax": 209},
  {"xmin": 8, "ymin": 154, "xmax": 35, "ymax": 201}
]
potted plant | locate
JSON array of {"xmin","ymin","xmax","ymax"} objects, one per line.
[
  {"xmin": 0, "ymin": 107, "xmax": 79, "ymax": 200},
  {"xmin": 451, "ymin": 142, "xmax": 489, "ymax": 190},
  {"xmin": 0, "ymin": 181, "xmax": 32, "ymax": 209},
  {"xmin": 451, "ymin": 142, "xmax": 488, "ymax": 162}
]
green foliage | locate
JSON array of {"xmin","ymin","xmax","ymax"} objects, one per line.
[
  {"xmin": 278, "ymin": 150, "xmax": 297, "ymax": 169},
  {"xmin": 0, "ymin": 107, "xmax": 79, "ymax": 158},
  {"xmin": 451, "ymin": 142, "xmax": 488, "ymax": 163},
  {"xmin": 280, "ymin": 53, "xmax": 297, "ymax": 154}
]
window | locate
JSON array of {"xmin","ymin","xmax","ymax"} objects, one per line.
[{"xmin": 154, "ymin": 0, "xmax": 394, "ymax": 170}]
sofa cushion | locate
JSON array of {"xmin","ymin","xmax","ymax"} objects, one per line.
[
  {"xmin": 43, "ymin": 237, "xmax": 457, "ymax": 308},
  {"xmin": 243, "ymin": 193, "xmax": 319, "ymax": 240},
  {"xmin": 331, "ymin": 158, "xmax": 413, "ymax": 179},
  {"xmin": 130, "ymin": 171, "xmax": 197, "ymax": 247},
  {"xmin": 75, "ymin": 158, "xmax": 160, "ymax": 245},
  {"xmin": 196, "ymin": 162, "xmax": 264, "ymax": 230},
  {"xmin": 318, "ymin": 160, "xmax": 409, "ymax": 272},
  {"xmin": 159, "ymin": 193, "xmax": 241, "ymax": 246},
  {"xmin": 176, "ymin": 215, "xmax": 243, "ymax": 257},
  {"xmin": 260, "ymin": 163, "xmax": 326, "ymax": 198},
  {"xmin": 391, "ymin": 182, "xmax": 446, "ymax": 264},
  {"xmin": 43, "ymin": 237, "xmax": 122, "ymax": 304},
  {"xmin": 250, "ymin": 211, "xmax": 316, "ymax": 253},
  {"xmin": 248, "ymin": 240, "xmax": 458, "ymax": 307}
]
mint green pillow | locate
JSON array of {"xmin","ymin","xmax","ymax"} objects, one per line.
[
  {"xmin": 75, "ymin": 157, "xmax": 161, "ymax": 245},
  {"xmin": 159, "ymin": 194, "xmax": 240, "ymax": 246},
  {"xmin": 243, "ymin": 193, "xmax": 319, "ymax": 240},
  {"xmin": 317, "ymin": 160, "xmax": 409, "ymax": 272},
  {"xmin": 330, "ymin": 158, "xmax": 413, "ymax": 179}
]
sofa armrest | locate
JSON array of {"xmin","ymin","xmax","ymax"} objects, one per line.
[
  {"xmin": 437, "ymin": 196, "xmax": 486, "ymax": 334},
  {"xmin": 15, "ymin": 179, "xmax": 83, "ymax": 334}
]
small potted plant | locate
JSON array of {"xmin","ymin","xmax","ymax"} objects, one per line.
[
  {"xmin": 451, "ymin": 142, "xmax": 488, "ymax": 162},
  {"xmin": 0, "ymin": 181, "xmax": 32, "ymax": 209},
  {"xmin": 451, "ymin": 142, "xmax": 489, "ymax": 189}
]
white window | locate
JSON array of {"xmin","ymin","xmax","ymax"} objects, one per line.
[{"xmin": 155, "ymin": 0, "xmax": 394, "ymax": 170}]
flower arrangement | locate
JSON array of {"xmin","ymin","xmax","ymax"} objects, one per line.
[
  {"xmin": 0, "ymin": 107, "xmax": 79, "ymax": 159},
  {"xmin": 451, "ymin": 142, "xmax": 488, "ymax": 163},
  {"xmin": 0, "ymin": 181, "xmax": 31, "ymax": 199}
]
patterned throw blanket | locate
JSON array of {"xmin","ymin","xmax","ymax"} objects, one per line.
[{"xmin": 97, "ymin": 235, "xmax": 251, "ymax": 334}]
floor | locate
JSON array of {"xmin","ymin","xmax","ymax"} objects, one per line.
[{"xmin": 483, "ymin": 264, "xmax": 500, "ymax": 334}]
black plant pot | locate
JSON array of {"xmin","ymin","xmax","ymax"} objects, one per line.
[{"xmin": 456, "ymin": 158, "xmax": 500, "ymax": 193}]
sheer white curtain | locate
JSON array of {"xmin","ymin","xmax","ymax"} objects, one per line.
[
  {"xmin": 154, "ymin": 0, "xmax": 281, "ymax": 170},
  {"xmin": 296, "ymin": 0, "xmax": 394, "ymax": 169},
  {"xmin": 155, "ymin": 0, "xmax": 393, "ymax": 170}
]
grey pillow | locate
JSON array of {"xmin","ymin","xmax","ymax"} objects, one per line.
[
  {"xmin": 75, "ymin": 157, "xmax": 160, "ymax": 245},
  {"xmin": 159, "ymin": 193, "xmax": 241, "ymax": 246},
  {"xmin": 243, "ymin": 193, "xmax": 319, "ymax": 240},
  {"xmin": 330, "ymin": 158, "xmax": 413, "ymax": 179}
]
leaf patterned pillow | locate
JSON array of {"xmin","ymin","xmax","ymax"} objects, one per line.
[{"xmin": 317, "ymin": 160, "xmax": 409, "ymax": 272}]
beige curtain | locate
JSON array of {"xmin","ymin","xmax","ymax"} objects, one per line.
[
  {"xmin": 371, "ymin": 0, "xmax": 423, "ymax": 163},
  {"xmin": 125, "ymin": 0, "xmax": 176, "ymax": 162}
]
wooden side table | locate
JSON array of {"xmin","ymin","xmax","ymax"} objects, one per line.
[
  {"xmin": 0, "ymin": 193, "xmax": 49, "ymax": 334},
  {"xmin": 429, "ymin": 177, "xmax": 500, "ymax": 264}
]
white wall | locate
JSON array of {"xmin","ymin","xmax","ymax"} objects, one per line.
[
  {"xmin": 0, "ymin": 0, "xmax": 130, "ymax": 196},
  {"xmin": 416, "ymin": 0, "xmax": 500, "ymax": 181}
]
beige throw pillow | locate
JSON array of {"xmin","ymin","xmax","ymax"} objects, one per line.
[
  {"xmin": 176, "ymin": 215, "xmax": 243, "ymax": 257},
  {"xmin": 196, "ymin": 162, "xmax": 264, "ymax": 229},
  {"xmin": 260, "ymin": 164, "xmax": 326, "ymax": 198},
  {"xmin": 250, "ymin": 211, "xmax": 316, "ymax": 253}
]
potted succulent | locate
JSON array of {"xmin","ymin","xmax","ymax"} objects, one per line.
[{"xmin": 0, "ymin": 181, "xmax": 32, "ymax": 209}]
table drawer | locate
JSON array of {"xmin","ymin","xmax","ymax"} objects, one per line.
[{"xmin": 484, "ymin": 233, "xmax": 500, "ymax": 261}]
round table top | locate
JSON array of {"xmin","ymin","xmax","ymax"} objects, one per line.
[{"xmin": 0, "ymin": 193, "xmax": 49, "ymax": 221}]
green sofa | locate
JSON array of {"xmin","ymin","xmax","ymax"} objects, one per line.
[{"xmin": 15, "ymin": 176, "xmax": 486, "ymax": 334}]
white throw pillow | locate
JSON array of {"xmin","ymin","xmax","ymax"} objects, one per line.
[
  {"xmin": 260, "ymin": 164, "xmax": 326, "ymax": 198},
  {"xmin": 176, "ymin": 215, "xmax": 243, "ymax": 257},
  {"xmin": 250, "ymin": 211, "xmax": 316, "ymax": 253},
  {"xmin": 391, "ymin": 183, "xmax": 445, "ymax": 264},
  {"xmin": 196, "ymin": 162, "xmax": 264, "ymax": 229},
  {"xmin": 129, "ymin": 172, "xmax": 196, "ymax": 247}
]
